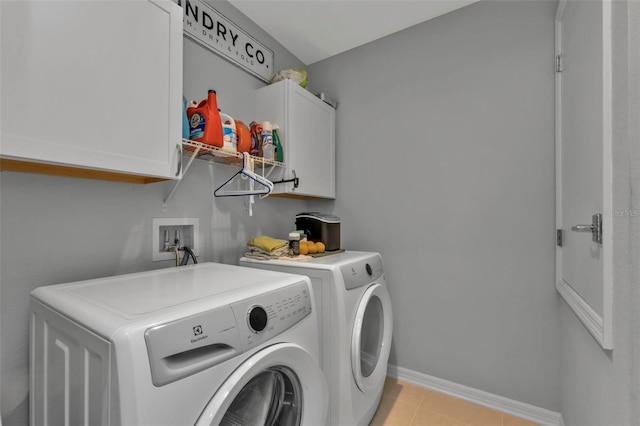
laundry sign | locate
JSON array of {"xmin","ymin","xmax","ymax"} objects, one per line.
[{"xmin": 175, "ymin": 0, "xmax": 274, "ymax": 82}]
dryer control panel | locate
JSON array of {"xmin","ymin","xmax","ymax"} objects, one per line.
[
  {"xmin": 340, "ymin": 254, "xmax": 384, "ymax": 290},
  {"xmin": 144, "ymin": 280, "xmax": 312, "ymax": 386}
]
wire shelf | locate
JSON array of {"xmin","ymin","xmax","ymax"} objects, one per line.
[
  {"xmin": 162, "ymin": 139, "xmax": 285, "ymax": 208},
  {"xmin": 181, "ymin": 139, "xmax": 284, "ymax": 169}
]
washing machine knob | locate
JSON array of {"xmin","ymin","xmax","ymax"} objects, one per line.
[
  {"xmin": 365, "ymin": 263, "xmax": 373, "ymax": 276},
  {"xmin": 247, "ymin": 306, "xmax": 268, "ymax": 333}
]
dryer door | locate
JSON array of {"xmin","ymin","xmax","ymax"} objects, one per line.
[
  {"xmin": 351, "ymin": 283, "xmax": 393, "ymax": 393},
  {"xmin": 195, "ymin": 343, "xmax": 327, "ymax": 426}
]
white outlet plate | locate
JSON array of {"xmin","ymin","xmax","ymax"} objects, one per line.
[{"xmin": 152, "ymin": 218, "xmax": 200, "ymax": 262}]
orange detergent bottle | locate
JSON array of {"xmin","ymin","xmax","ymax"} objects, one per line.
[{"xmin": 186, "ymin": 90, "xmax": 223, "ymax": 147}]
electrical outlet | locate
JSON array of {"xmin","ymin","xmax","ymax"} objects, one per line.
[{"xmin": 152, "ymin": 218, "xmax": 200, "ymax": 262}]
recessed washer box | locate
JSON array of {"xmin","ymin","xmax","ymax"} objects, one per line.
[{"xmin": 152, "ymin": 218, "xmax": 200, "ymax": 262}]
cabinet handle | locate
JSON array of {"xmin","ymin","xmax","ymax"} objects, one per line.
[{"xmin": 175, "ymin": 143, "xmax": 182, "ymax": 177}]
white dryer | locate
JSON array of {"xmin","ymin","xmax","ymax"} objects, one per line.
[
  {"xmin": 241, "ymin": 251, "xmax": 393, "ymax": 426},
  {"xmin": 29, "ymin": 262, "xmax": 327, "ymax": 425}
]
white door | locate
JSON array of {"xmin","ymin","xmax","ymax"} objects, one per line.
[
  {"xmin": 195, "ymin": 343, "xmax": 328, "ymax": 426},
  {"xmin": 555, "ymin": 0, "xmax": 613, "ymax": 349},
  {"xmin": 351, "ymin": 283, "xmax": 393, "ymax": 393}
]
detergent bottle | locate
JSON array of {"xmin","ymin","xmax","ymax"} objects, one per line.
[
  {"xmin": 182, "ymin": 96, "xmax": 190, "ymax": 140},
  {"xmin": 219, "ymin": 110, "xmax": 237, "ymax": 153},
  {"xmin": 249, "ymin": 121, "xmax": 263, "ymax": 157},
  {"xmin": 186, "ymin": 90, "xmax": 223, "ymax": 147},
  {"xmin": 272, "ymin": 124, "xmax": 284, "ymax": 162},
  {"xmin": 235, "ymin": 120, "xmax": 252, "ymax": 153},
  {"xmin": 261, "ymin": 121, "xmax": 274, "ymax": 160}
]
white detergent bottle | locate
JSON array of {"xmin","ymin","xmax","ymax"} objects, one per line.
[
  {"xmin": 220, "ymin": 110, "xmax": 237, "ymax": 153},
  {"xmin": 261, "ymin": 121, "xmax": 274, "ymax": 160}
]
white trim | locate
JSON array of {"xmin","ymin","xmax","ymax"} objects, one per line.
[
  {"xmin": 600, "ymin": 0, "xmax": 614, "ymax": 351},
  {"xmin": 554, "ymin": 0, "xmax": 565, "ymax": 321},
  {"xmin": 556, "ymin": 279, "xmax": 605, "ymax": 344},
  {"xmin": 555, "ymin": 0, "xmax": 567, "ymax": 340},
  {"xmin": 387, "ymin": 364, "xmax": 564, "ymax": 426}
]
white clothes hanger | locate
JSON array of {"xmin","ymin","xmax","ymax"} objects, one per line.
[{"xmin": 214, "ymin": 152, "xmax": 274, "ymax": 197}]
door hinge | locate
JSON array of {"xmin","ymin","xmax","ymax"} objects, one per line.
[
  {"xmin": 557, "ymin": 229, "xmax": 563, "ymax": 247},
  {"xmin": 556, "ymin": 55, "xmax": 564, "ymax": 72}
]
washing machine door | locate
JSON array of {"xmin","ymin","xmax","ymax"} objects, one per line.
[
  {"xmin": 351, "ymin": 282, "xmax": 393, "ymax": 393},
  {"xmin": 195, "ymin": 343, "xmax": 327, "ymax": 426}
]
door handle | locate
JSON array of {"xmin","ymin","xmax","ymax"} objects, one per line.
[{"xmin": 571, "ymin": 213, "xmax": 602, "ymax": 244}]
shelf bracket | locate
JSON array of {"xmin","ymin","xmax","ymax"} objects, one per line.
[
  {"xmin": 162, "ymin": 142, "xmax": 203, "ymax": 210},
  {"xmin": 272, "ymin": 170, "xmax": 299, "ymax": 189}
]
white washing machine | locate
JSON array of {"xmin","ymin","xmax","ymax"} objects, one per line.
[
  {"xmin": 29, "ymin": 262, "xmax": 328, "ymax": 425},
  {"xmin": 240, "ymin": 251, "xmax": 393, "ymax": 426}
]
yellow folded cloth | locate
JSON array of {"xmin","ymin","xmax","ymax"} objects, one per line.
[{"xmin": 248, "ymin": 235, "xmax": 288, "ymax": 254}]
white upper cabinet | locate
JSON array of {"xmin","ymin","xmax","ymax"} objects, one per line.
[
  {"xmin": 255, "ymin": 80, "xmax": 336, "ymax": 199},
  {"xmin": 0, "ymin": 0, "xmax": 183, "ymax": 183}
]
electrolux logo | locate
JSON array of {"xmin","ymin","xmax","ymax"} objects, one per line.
[
  {"xmin": 191, "ymin": 324, "xmax": 208, "ymax": 343},
  {"xmin": 175, "ymin": 0, "xmax": 274, "ymax": 82}
]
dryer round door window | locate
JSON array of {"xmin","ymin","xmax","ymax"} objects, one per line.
[
  {"xmin": 195, "ymin": 343, "xmax": 328, "ymax": 426},
  {"xmin": 351, "ymin": 283, "xmax": 393, "ymax": 394}
]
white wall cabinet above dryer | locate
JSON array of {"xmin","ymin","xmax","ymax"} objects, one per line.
[
  {"xmin": 255, "ymin": 79, "xmax": 336, "ymax": 199},
  {"xmin": 0, "ymin": 0, "xmax": 183, "ymax": 184}
]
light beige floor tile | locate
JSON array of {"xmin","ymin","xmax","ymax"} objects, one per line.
[
  {"xmin": 411, "ymin": 407, "xmax": 469, "ymax": 426},
  {"xmin": 420, "ymin": 388, "xmax": 503, "ymax": 425},
  {"xmin": 502, "ymin": 413, "xmax": 540, "ymax": 426},
  {"xmin": 382, "ymin": 377, "xmax": 405, "ymax": 401},
  {"xmin": 384, "ymin": 379, "xmax": 427, "ymax": 407},
  {"xmin": 370, "ymin": 396, "xmax": 418, "ymax": 426},
  {"xmin": 374, "ymin": 378, "xmax": 539, "ymax": 426},
  {"xmin": 370, "ymin": 396, "xmax": 400, "ymax": 426}
]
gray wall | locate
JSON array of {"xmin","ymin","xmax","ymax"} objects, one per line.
[
  {"xmin": 0, "ymin": 2, "xmax": 309, "ymax": 424},
  {"xmin": 560, "ymin": 1, "xmax": 640, "ymax": 424},
  {"xmin": 308, "ymin": 0, "xmax": 561, "ymax": 412}
]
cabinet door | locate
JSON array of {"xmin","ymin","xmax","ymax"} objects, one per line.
[
  {"xmin": 1, "ymin": 0, "xmax": 183, "ymax": 180},
  {"xmin": 255, "ymin": 80, "xmax": 335, "ymax": 199},
  {"xmin": 288, "ymin": 84, "xmax": 336, "ymax": 199}
]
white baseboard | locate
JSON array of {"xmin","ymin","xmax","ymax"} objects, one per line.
[{"xmin": 387, "ymin": 364, "xmax": 564, "ymax": 426}]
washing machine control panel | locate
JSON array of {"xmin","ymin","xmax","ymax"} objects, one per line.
[
  {"xmin": 144, "ymin": 280, "xmax": 312, "ymax": 386},
  {"xmin": 232, "ymin": 280, "xmax": 312, "ymax": 351}
]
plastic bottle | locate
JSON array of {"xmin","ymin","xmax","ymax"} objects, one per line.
[
  {"xmin": 261, "ymin": 121, "xmax": 274, "ymax": 160},
  {"xmin": 182, "ymin": 96, "xmax": 190, "ymax": 140},
  {"xmin": 235, "ymin": 120, "xmax": 252, "ymax": 153},
  {"xmin": 219, "ymin": 110, "xmax": 237, "ymax": 153},
  {"xmin": 289, "ymin": 232, "xmax": 300, "ymax": 256},
  {"xmin": 186, "ymin": 90, "xmax": 223, "ymax": 147},
  {"xmin": 272, "ymin": 125, "xmax": 284, "ymax": 162},
  {"xmin": 249, "ymin": 122, "xmax": 263, "ymax": 157}
]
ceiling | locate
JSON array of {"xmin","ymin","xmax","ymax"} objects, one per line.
[{"xmin": 228, "ymin": 0, "xmax": 479, "ymax": 65}]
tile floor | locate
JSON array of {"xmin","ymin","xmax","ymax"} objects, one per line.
[{"xmin": 370, "ymin": 377, "xmax": 540, "ymax": 426}]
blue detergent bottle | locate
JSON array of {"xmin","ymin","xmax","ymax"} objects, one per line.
[{"xmin": 182, "ymin": 96, "xmax": 190, "ymax": 140}]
